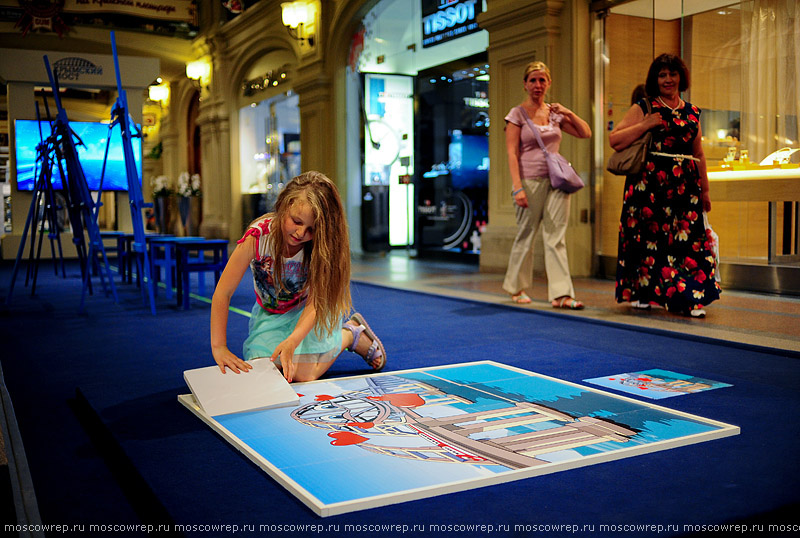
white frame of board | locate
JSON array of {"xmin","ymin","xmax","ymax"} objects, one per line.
[{"xmin": 179, "ymin": 360, "xmax": 740, "ymax": 517}]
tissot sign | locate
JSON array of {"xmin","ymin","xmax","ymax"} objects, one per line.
[{"xmin": 421, "ymin": 0, "xmax": 482, "ymax": 49}]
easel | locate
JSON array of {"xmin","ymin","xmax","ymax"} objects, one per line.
[
  {"xmin": 5, "ymin": 101, "xmax": 68, "ymax": 304},
  {"xmin": 44, "ymin": 53, "xmax": 118, "ymax": 311},
  {"xmin": 28, "ymin": 103, "xmax": 68, "ymax": 283},
  {"xmin": 102, "ymin": 31, "xmax": 156, "ymax": 315}
]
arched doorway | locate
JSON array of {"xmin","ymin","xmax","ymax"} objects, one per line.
[{"xmin": 187, "ymin": 91, "xmax": 201, "ymax": 176}]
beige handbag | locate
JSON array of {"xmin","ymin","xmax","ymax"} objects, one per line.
[{"xmin": 607, "ymin": 99, "xmax": 653, "ymax": 176}]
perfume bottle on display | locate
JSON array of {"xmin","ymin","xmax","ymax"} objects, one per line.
[{"xmin": 739, "ymin": 149, "xmax": 749, "ymax": 164}]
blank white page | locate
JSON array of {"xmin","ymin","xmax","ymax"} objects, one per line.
[{"xmin": 184, "ymin": 358, "xmax": 299, "ymax": 416}]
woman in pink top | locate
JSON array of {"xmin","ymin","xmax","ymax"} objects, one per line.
[{"xmin": 502, "ymin": 61, "xmax": 591, "ymax": 309}]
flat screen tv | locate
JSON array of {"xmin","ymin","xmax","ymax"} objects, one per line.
[{"xmin": 14, "ymin": 119, "xmax": 143, "ymax": 192}]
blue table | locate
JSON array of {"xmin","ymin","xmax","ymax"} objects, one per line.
[
  {"xmin": 148, "ymin": 236, "xmax": 203, "ymax": 299},
  {"xmin": 174, "ymin": 239, "xmax": 229, "ymax": 310},
  {"xmin": 120, "ymin": 233, "xmax": 174, "ymax": 286},
  {"xmin": 99, "ymin": 231, "xmax": 128, "ymax": 282}
]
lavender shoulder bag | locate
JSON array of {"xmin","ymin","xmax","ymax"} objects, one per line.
[{"xmin": 518, "ymin": 106, "xmax": 584, "ymax": 193}]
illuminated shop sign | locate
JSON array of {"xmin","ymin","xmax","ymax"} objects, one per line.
[
  {"xmin": 421, "ymin": 0, "xmax": 482, "ymax": 49},
  {"xmin": 463, "ymin": 96, "xmax": 489, "ymax": 108}
]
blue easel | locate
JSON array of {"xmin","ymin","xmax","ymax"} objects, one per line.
[
  {"xmin": 27, "ymin": 103, "xmax": 68, "ymax": 286},
  {"xmin": 103, "ymin": 31, "xmax": 157, "ymax": 314},
  {"xmin": 6, "ymin": 65, "xmax": 118, "ymax": 310},
  {"xmin": 41, "ymin": 55, "xmax": 119, "ymax": 312},
  {"xmin": 5, "ymin": 101, "xmax": 67, "ymax": 304}
]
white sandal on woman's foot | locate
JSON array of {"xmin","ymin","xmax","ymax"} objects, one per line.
[
  {"xmin": 511, "ymin": 292, "xmax": 532, "ymax": 304},
  {"xmin": 552, "ymin": 297, "xmax": 584, "ymax": 310},
  {"xmin": 344, "ymin": 313, "xmax": 386, "ymax": 371}
]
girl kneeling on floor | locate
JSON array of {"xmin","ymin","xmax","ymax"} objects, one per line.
[{"xmin": 210, "ymin": 171, "xmax": 386, "ymax": 382}]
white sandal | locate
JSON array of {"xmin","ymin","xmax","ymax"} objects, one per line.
[{"xmin": 344, "ymin": 313, "xmax": 386, "ymax": 371}]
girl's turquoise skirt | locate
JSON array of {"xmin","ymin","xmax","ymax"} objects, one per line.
[{"xmin": 243, "ymin": 302, "xmax": 342, "ymax": 366}]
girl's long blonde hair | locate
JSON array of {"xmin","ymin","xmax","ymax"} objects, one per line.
[{"xmin": 266, "ymin": 171, "xmax": 352, "ymax": 335}]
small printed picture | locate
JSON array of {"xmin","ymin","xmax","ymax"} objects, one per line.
[{"xmin": 583, "ymin": 369, "xmax": 732, "ymax": 399}]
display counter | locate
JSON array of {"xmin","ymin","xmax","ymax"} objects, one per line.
[
  {"xmin": 708, "ymin": 165, "xmax": 800, "ymax": 202},
  {"xmin": 707, "ymin": 164, "xmax": 799, "ymax": 272},
  {"xmin": 593, "ymin": 162, "xmax": 800, "ymax": 294}
]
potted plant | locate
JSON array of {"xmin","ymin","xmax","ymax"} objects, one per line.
[
  {"xmin": 177, "ymin": 172, "xmax": 202, "ymax": 236},
  {"xmin": 150, "ymin": 175, "xmax": 173, "ymax": 233}
]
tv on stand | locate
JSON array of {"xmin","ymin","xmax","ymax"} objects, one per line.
[{"xmin": 14, "ymin": 119, "xmax": 143, "ymax": 192}]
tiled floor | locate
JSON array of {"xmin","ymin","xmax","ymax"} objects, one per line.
[{"xmin": 351, "ymin": 251, "xmax": 800, "ymax": 353}]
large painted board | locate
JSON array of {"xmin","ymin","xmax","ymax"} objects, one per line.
[{"xmin": 179, "ymin": 361, "xmax": 739, "ymax": 517}]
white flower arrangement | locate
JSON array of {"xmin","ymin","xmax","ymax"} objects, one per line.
[
  {"xmin": 178, "ymin": 172, "xmax": 202, "ymax": 197},
  {"xmin": 151, "ymin": 175, "xmax": 172, "ymax": 198}
]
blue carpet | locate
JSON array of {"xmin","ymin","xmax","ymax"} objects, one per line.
[{"xmin": 2, "ymin": 262, "xmax": 799, "ymax": 537}]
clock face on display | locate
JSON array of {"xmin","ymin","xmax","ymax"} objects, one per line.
[{"xmin": 366, "ymin": 119, "xmax": 401, "ymax": 166}]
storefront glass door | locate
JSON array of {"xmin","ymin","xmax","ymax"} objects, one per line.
[
  {"xmin": 238, "ymin": 92, "xmax": 300, "ymax": 228},
  {"xmin": 363, "ymin": 73, "xmax": 415, "ymax": 249},
  {"xmin": 416, "ymin": 53, "xmax": 489, "ymax": 258},
  {"xmin": 353, "ymin": 0, "xmax": 488, "ymax": 254}
]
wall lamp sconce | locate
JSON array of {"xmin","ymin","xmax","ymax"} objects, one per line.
[
  {"xmin": 186, "ymin": 59, "xmax": 211, "ymax": 89},
  {"xmin": 148, "ymin": 81, "xmax": 170, "ymax": 104},
  {"xmin": 281, "ymin": 1, "xmax": 315, "ymax": 46}
]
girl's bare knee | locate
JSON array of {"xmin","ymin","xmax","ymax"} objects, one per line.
[
  {"xmin": 291, "ymin": 361, "xmax": 334, "ymax": 383},
  {"xmin": 292, "ymin": 371, "xmax": 320, "ymax": 383}
]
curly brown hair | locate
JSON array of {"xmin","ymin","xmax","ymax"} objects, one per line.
[{"xmin": 645, "ymin": 53, "xmax": 690, "ymax": 97}]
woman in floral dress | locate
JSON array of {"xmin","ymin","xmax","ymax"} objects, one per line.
[{"xmin": 609, "ymin": 54, "xmax": 720, "ymax": 317}]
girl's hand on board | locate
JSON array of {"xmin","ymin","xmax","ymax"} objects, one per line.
[
  {"xmin": 212, "ymin": 346, "xmax": 253, "ymax": 374},
  {"xmin": 271, "ymin": 338, "xmax": 298, "ymax": 383}
]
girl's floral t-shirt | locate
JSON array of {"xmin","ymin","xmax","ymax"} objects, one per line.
[{"xmin": 239, "ymin": 217, "xmax": 307, "ymax": 313}]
